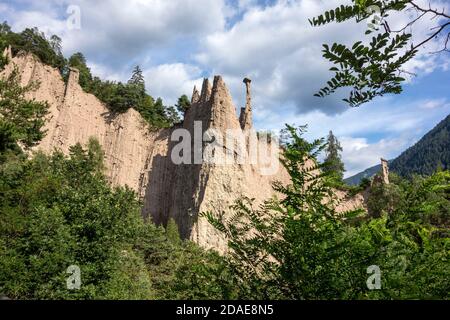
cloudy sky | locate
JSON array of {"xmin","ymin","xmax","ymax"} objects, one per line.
[{"xmin": 1, "ymin": 0, "xmax": 449, "ymax": 177}]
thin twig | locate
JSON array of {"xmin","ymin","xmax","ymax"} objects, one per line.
[
  {"xmin": 390, "ymin": 10, "xmax": 427, "ymax": 33},
  {"xmin": 429, "ymin": 32, "xmax": 450, "ymax": 54},
  {"xmin": 411, "ymin": 22, "xmax": 450, "ymax": 51},
  {"xmin": 408, "ymin": 0, "xmax": 450, "ymax": 19}
]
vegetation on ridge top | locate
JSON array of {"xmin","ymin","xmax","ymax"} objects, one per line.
[{"xmin": 0, "ymin": 22, "xmax": 183, "ymax": 129}]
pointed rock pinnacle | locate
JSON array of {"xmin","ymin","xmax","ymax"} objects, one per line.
[{"xmin": 191, "ymin": 85, "xmax": 200, "ymax": 104}]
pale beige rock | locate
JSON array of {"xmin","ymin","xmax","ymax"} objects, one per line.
[
  {"xmin": 191, "ymin": 85, "xmax": 200, "ymax": 104},
  {"xmin": 239, "ymin": 77, "xmax": 252, "ymax": 130},
  {"xmin": 1, "ymin": 52, "xmax": 157, "ymax": 193},
  {"xmin": 1, "ymin": 53, "xmax": 367, "ymax": 252},
  {"xmin": 371, "ymin": 158, "xmax": 390, "ymax": 187},
  {"xmin": 381, "ymin": 158, "xmax": 389, "ymax": 184},
  {"xmin": 2, "ymin": 45, "xmax": 12, "ymax": 61},
  {"xmin": 334, "ymin": 189, "xmax": 367, "ymax": 213},
  {"xmin": 141, "ymin": 75, "xmax": 291, "ymax": 251}
]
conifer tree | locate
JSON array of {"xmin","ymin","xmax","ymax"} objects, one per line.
[
  {"xmin": 128, "ymin": 65, "xmax": 145, "ymax": 88},
  {"xmin": 175, "ymin": 94, "xmax": 191, "ymax": 116},
  {"xmin": 324, "ymin": 130, "xmax": 345, "ymax": 183}
]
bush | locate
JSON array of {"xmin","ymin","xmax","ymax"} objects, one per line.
[
  {"xmin": 0, "ymin": 141, "xmax": 151, "ymax": 299},
  {"xmin": 0, "ymin": 25, "xmax": 66, "ymax": 73},
  {"xmin": 205, "ymin": 125, "xmax": 450, "ymax": 299}
]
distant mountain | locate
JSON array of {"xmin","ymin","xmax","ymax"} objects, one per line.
[
  {"xmin": 345, "ymin": 163, "xmax": 384, "ymax": 186},
  {"xmin": 345, "ymin": 114, "xmax": 450, "ymax": 185}
]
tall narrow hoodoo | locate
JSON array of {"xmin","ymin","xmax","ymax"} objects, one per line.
[
  {"xmin": 381, "ymin": 158, "xmax": 389, "ymax": 184},
  {"xmin": 239, "ymin": 77, "xmax": 252, "ymax": 130},
  {"xmin": 2, "ymin": 45, "xmax": 12, "ymax": 61},
  {"xmin": 210, "ymin": 75, "xmax": 241, "ymax": 130},
  {"xmin": 64, "ymin": 67, "xmax": 80, "ymax": 100}
]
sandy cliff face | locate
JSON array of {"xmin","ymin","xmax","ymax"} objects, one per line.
[
  {"xmin": 2, "ymin": 52, "xmax": 366, "ymax": 252},
  {"xmin": 142, "ymin": 76, "xmax": 291, "ymax": 251},
  {"xmin": 2, "ymin": 52, "xmax": 158, "ymax": 193}
]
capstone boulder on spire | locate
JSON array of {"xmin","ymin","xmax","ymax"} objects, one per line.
[{"xmin": 239, "ymin": 77, "xmax": 252, "ymax": 130}]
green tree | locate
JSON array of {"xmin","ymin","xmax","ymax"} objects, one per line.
[
  {"xmin": 366, "ymin": 181, "xmax": 402, "ymax": 217},
  {"xmin": 205, "ymin": 124, "xmax": 450, "ymax": 299},
  {"xmin": 310, "ymin": 1, "xmax": 450, "ymax": 107},
  {"xmin": 0, "ymin": 21, "xmax": 11, "ymax": 35},
  {"xmin": 0, "ymin": 68, "xmax": 49, "ymax": 158},
  {"xmin": 166, "ymin": 218, "xmax": 181, "ymax": 245},
  {"xmin": 0, "ymin": 21, "xmax": 11, "ymax": 69},
  {"xmin": 128, "ymin": 65, "xmax": 145, "ymax": 88},
  {"xmin": 0, "ymin": 138, "xmax": 232, "ymax": 300},
  {"xmin": 165, "ymin": 105, "xmax": 181, "ymax": 125},
  {"xmin": 0, "ymin": 142, "xmax": 154, "ymax": 299},
  {"xmin": 67, "ymin": 52, "xmax": 92, "ymax": 89},
  {"xmin": 49, "ymin": 35, "xmax": 62, "ymax": 56},
  {"xmin": 323, "ymin": 130, "xmax": 345, "ymax": 183},
  {"xmin": 10, "ymin": 27, "xmax": 66, "ymax": 72},
  {"xmin": 175, "ymin": 94, "xmax": 191, "ymax": 116},
  {"xmin": 0, "ymin": 23, "xmax": 64, "ymax": 72}
]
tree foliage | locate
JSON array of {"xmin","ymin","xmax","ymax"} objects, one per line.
[
  {"xmin": 0, "ymin": 141, "xmax": 152, "ymax": 299},
  {"xmin": 323, "ymin": 130, "xmax": 345, "ymax": 184},
  {"xmin": 310, "ymin": 0, "xmax": 450, "ymax": 107},
  {"xmin": 205, "ymin": 124, "xmax": 450, "ymax": 299},
  {"xmin": 67, "ymin": 52, "xmax": 92, "ymax": 89},
  {"xmin": 0, "ymin": 22, "xmax": 182, "ymax": 129},
  {"xmin": 390, "ymin": 114, "xmax": 450, "ymax": 177},
  {"xmin": 0, "ymin": 137, "xmax": 228, "ymax": 300},
  {"xmin": 175, "ymin": 94, "xmax": 191, "ymax": 116},
  {"xmin": 128, "ymin": 65, "xmax": 145, "ymax": 87},
  {"xmin": 0, "ymin": 68, "xmax": 48, "ymax": 157},
  {"xmin": 0, "ymin": 60, "xmax": 229, "ymax": 300},
  {"xmin": 0, "ymin": 23, "xmax": 66, "ymax": 72}
]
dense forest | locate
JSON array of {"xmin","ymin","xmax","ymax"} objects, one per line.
[
  {"xmin": 390, "ymin": 114, "xmax": 450, "ymax": 177},
  {"xmin": 346, "ymin": 114, "xmax": 450, "ymax": 185},
  {"xmin": 0, "ymin": 22, "xmax": 182, "ymax": 129},
  {"xmin": 0, "ymin": 67, "xmax": 449, "ymax": 299}
]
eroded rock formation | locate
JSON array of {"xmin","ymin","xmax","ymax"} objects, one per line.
[
  {"xmin": 372, "ymin": 158, "xmax": 390, "ymax": 186},
  {"xmin": 2, "ymin": 52, "xmax": 159, "ymax": 194},
  {"xmin": 3, "ymin": 45, "xmax": 12, "ymax": 62},
  {"xmin": 2, "ymin": 52, "xmax": 366, "ymax": 252},
  {"xmin": 381, "ymin": 158, "xmax": 389, "ymax": 184},
  {"xmin": 239, "ymin": 77, "xmax": 252, "ymax": 131},
  {"xmin": 142, "ymin": 75, "xmax": 293, "ymax": 250}
]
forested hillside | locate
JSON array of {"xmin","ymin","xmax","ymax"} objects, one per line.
[
  {"xmin": 390, "ymin": 114, "xmax": 450, "ymax": 177},
  {"xmin": 345, "ymin": 163, "xmax": 384, "ymax": 186},
  {"xmin": 346, "ymin": 114, "xmax": 449, "ymax": 185}
]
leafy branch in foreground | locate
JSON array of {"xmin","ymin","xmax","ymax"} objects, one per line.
[
  {"xmin": 204, "ymin": 124, "xmax": 450, "ymax": 299},
  {"xmin": 203, "ymin": 125, "xmax": 364, "ymax": 299},
  {"xmin": 310, "ymin": 0, "xmax": 450, "ymax": 107}
]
